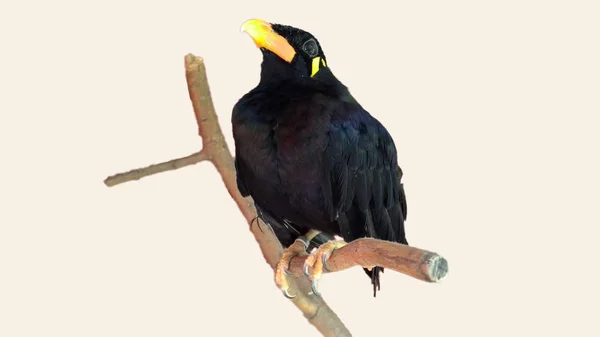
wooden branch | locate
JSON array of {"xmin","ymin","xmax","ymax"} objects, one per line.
[
  {"xmin": 104, "ymin": 151, "xmax": 207, "ymax": 186},
  {"xmin": 288, "ymin": 238, "xmax": 448, "ymax": 283},
  {"xmin": 104, "ymin": 53, "xmax": 449, "ymax": 337}
]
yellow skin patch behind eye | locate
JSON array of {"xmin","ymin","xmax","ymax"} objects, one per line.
[{"xmin": 311, "ymin": 56, "xmax": 321, "ymax": 77}]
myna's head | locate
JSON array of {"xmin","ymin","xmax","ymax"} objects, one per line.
[{"xmin": 241, "ymin": 19, "xmax": 332, "ymax": 82}]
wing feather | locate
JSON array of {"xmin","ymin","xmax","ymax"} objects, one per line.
[
  {"xmin": 323, "ymin": 108, "xmax": 408, "ymax": 296},
  {"xmin": 323, "ymin": 110, "xmax": 407, "ymax": 245}
]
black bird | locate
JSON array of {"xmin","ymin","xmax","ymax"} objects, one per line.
[{"xmin": 232, "ymin": 18, "xmax": 409, "ymax": 297}]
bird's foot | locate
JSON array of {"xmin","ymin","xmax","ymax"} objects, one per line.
[
  {"xmin": 303, "ymin": 240, "xmax": 347, "ymax": 296},
  {"xmin": 274, "ymin": 237, "xmax": 309, "ymax": 299}
]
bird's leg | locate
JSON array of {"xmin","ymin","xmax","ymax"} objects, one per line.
[
  {"xmin": 274, "ymin": 229, "xmax": 321, "ymax": 299},
  {"xmin": 303, "ymin": 239, "xmax": 347, "ymax": 296}
]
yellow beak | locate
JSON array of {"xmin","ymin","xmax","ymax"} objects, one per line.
[{"xmin": 240, "ymin": 18, "xmax": 296, "ymax": 63}]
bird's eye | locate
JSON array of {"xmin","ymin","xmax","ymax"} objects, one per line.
[{"xmin": 301, "ymin": 38, "xmax": 319, "ymax": 57}]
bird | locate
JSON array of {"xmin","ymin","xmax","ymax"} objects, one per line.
[{"xmin": 232, "ymin": 18, "xmax": 409, "ymax": 298}]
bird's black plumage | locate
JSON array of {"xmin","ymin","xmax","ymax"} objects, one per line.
[{"xmin": 232, "ymin": 21, "xmax": 408, "ymax": 296}]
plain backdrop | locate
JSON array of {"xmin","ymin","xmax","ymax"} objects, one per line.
[{"xmin": 1, "ymin": 1, "xmax": 599, "ymax": 336}]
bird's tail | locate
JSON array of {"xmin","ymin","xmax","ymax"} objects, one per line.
[
  {"xmin": 364, "ymin": 266, "xmax": 384, "ymax": 297},
  {"xmin": 365, "ymin": 236, "xmax": 408, "ymax": 297}
]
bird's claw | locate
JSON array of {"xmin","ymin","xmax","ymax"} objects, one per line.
[
  {"xmin": 303, "ymin": 263, "xmax": 311, "ymax": 277},
  {"xmin": 311, "ymin": 277, "xmax": 320, "ymax": 296},
  {"xmin": 274, "ymin": 236, "xmax": 309, "ymax": 299},
  {"xmin": 322, "ymin": 252, "xmax": 332, "ymax": 272},
  {"xmin": 302, "ymin": 240, "xmax": 347, "ymax": 297},
  {"xmin": 282, "ymin": 288, "xmax": 295, "ymax": 299}
]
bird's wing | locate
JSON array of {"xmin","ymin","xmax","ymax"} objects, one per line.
[
  {"xmin": 322, "ymin": 109, "xmax": 408, "ymax": 244},
  {"xmin": 234, "ymin": 148, "xmax": 251, "ymax": 198}
]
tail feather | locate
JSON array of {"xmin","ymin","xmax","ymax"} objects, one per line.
[{"xmin": 364, "ymin": 266, "xmax": 384, "ymax": 297}]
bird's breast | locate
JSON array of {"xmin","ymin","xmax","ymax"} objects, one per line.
[{"xmin": 232, "ymin": 89, "xmax": 338, "ymax": 225}]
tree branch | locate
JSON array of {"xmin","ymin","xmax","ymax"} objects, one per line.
[
  {"xmin": 104, "ymin": 53, "xmax": 448, "ymax": 337},
  {"xmin": 104, "ymin": 151, "xmax": 207, "ymax": 187},
  {"xmin": 288, "ymin": 238, "xmax": 448, "ymax": 283}
]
